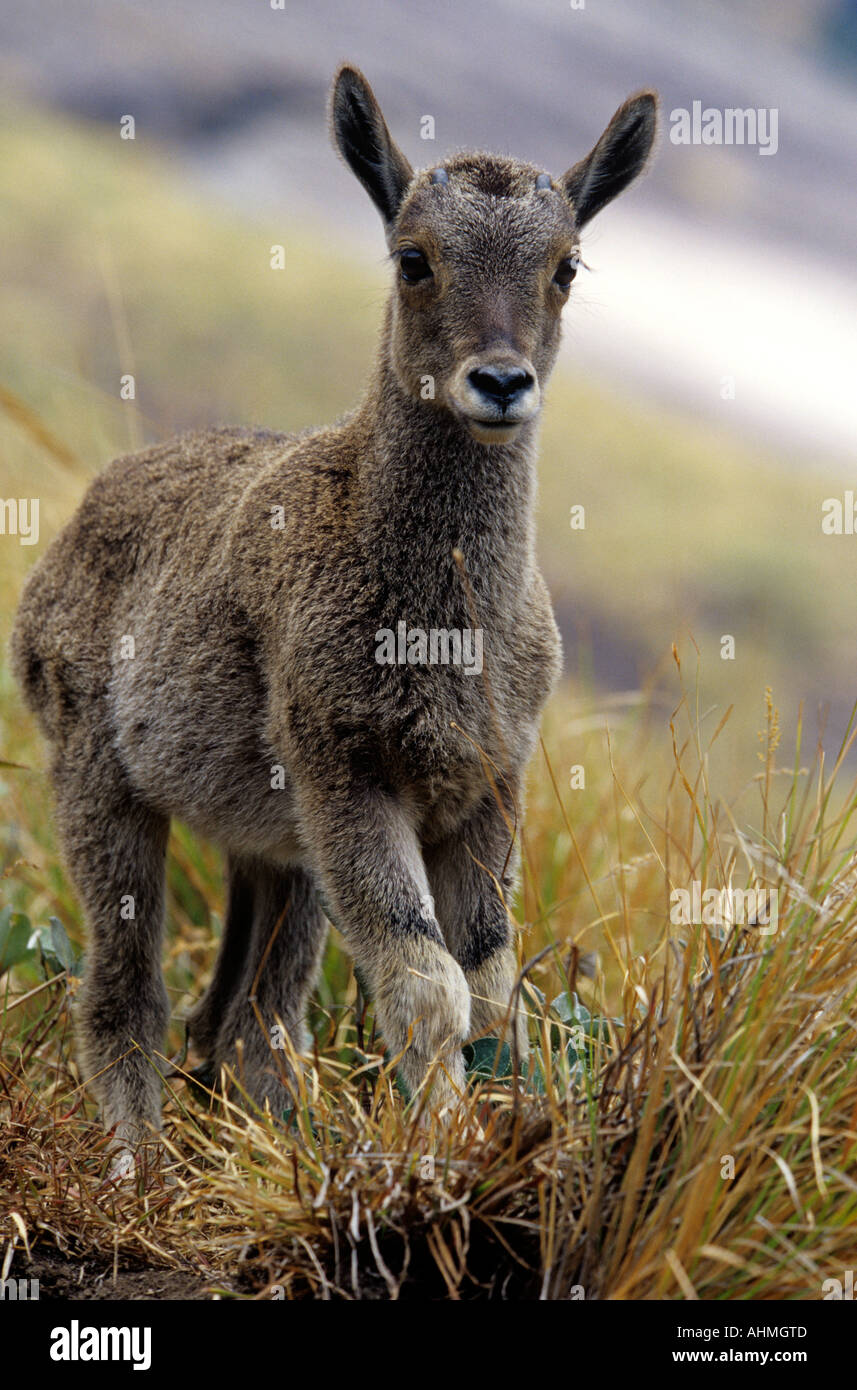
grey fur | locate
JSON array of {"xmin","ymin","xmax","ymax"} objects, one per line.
[{"xmin": 10, "ymin": 65, "xmax": 658, "ymax": 1152}]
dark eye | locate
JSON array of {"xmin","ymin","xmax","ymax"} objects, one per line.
[
  {"xmin": 399, "ymin": 248, "xmax": 432, "ymax": 284},
  {"xmin": 553, "ymin": 255, "xmax": 579, "ymax": 288}
]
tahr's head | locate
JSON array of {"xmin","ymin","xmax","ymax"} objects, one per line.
[{"xmin": 331, "ymin": 64, "xmax": 657, "ymax": 445}]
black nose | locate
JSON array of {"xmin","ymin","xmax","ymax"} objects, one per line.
[{"xmin": 468, "ymin": 366, "xmax": 534, "ymax": 410}]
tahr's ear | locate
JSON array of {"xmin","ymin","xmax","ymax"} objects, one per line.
[
  {"xmin": 562, "ymin": 91, "xmax": 658, "ymax": 229},
  {"xmin": 330, "ymin": 64, "xmax": 414, "ymax": 227}
]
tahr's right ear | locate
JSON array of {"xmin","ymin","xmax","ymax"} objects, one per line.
[
  {"xmin": 562, "ymin": 90, "xmax": 658, "ymax": 229},
  {"xmin": 330, "ymin": 65, "xmax": 414, "ymax": 227}
]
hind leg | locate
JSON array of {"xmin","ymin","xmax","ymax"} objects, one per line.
[
  {"xmin": 184, "ymin": 854, "xmax": 255, "ymax": 1061},
  {"xmin": 52, "ymin": 722, "xmax": 170, "ymax": 1153},
  {"xmin": 187, "ymin": 859, "xmax": 326, "ymax": 1114}
]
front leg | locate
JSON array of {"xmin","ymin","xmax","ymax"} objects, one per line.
[
  {"xmin": 293, "ymin": 774, "xmax": 471, "ymax": 1110},
  {"xmin": 424, "ymin": 792, "xmax": 528, "ymax": 1061}
]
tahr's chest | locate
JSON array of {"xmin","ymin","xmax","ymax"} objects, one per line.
[{"xmin": 366, "ymin": 627, "xmax": 527, "ymax": 831}]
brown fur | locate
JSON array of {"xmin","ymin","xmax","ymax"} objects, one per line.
[{"xmin": 10, "ymin": 66, "xmax": 657, "ymax": 1153}]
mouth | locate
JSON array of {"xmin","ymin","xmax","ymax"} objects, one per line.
[{"xmin": 462, "ymin": 415, "xmax": 529, "ymax": 445}]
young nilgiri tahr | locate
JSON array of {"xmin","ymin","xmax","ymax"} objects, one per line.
[{"xmin": 11, "ymin": 65, "xmax": 658, "ymax": 1164}]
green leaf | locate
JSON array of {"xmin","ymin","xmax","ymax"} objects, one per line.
[
  {"xmin": 47, "ymin": 917, "xmax": 77, "ymax": 972},
  {"xmin": 31, "ymin": 917, "xmax": 84, "ymax": 978},
  {"xmin": 548, "ymin": 990, "xmax": 616, "ymax": 1055},
  {"xmin": 281, "ymin": 1103, "xmax": 319, "ymax": 1135},
  {"xmin": 0, "ymin": 906, "xmax": 34, "ymax": 973},
  {"xmin": 550, "ymin": 990, "xmax": 591, "ymax": 1026},
  {"xmin": 463, "ymin": 1036, "xmax": 515, "ymax": 1082}
]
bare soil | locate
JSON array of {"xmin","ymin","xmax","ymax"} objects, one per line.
[{"xmin": 18, "ymin": 1248, "xmax": 239, "ymax": 1301}]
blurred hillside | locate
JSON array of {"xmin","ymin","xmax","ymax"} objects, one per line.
[{"xmin": 2, "ymin": 0, "xmax": 856, "ymax": 460}]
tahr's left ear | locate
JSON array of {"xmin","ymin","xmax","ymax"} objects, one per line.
[
  {"xmin": 562, "ymin": 91, "xmax": 658, "ymax": 229},
  {"xmin": 330, "ymin": 64, "xmax": 414, "ymax": 227}
]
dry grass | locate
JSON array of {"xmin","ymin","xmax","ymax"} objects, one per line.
[{"xmin": 3, "ymin": 663, "xmax": 857, "ymax": 1301}]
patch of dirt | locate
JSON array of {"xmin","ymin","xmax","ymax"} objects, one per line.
[{"xmin": 18, "ymin": 1249, "xmax": 239, "ymax": 1301}]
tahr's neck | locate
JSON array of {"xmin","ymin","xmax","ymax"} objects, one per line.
[{"xmin": 351, "ymin": 328, "xmax": 539, "ymax": 614}]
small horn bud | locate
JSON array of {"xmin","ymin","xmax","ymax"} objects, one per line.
[
  {"xmin": 535, "ymin": 172, "xmax": 553, "ymax": 190},
  {"xmin": 430, "ymin": 168, "xmax": 449, "ymax": 185}
]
